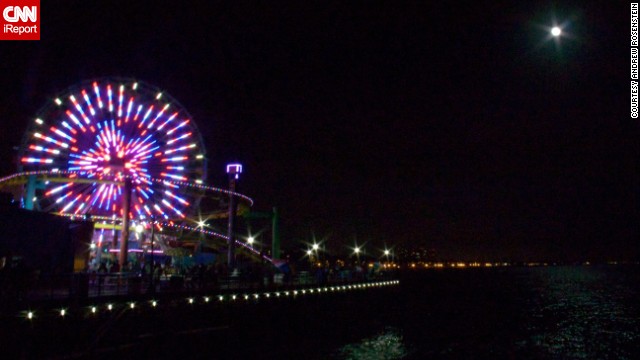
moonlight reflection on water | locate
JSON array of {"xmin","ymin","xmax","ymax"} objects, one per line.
[
  {"xmin": 519, "ymin": 266, "xmax": 640, "ymax": 359},
  {"xmin": 336, "ymin": 328, "xmax": 409, "ymax": 360}
]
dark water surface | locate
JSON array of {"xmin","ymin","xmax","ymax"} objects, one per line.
[{"xmin": 332, "ymin": 266, "xmax": 640, "ymax": 360}]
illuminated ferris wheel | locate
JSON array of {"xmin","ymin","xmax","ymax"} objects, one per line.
[{"xmin": 17, "ymin": 78, "xmax": 207, "ymax": 221}]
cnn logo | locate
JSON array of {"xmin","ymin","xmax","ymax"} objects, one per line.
[
  {"xmin": 3, "ymin": 6, "xmax": 37, "ymax": 22},
  {"xmin": 1, "ymin": 1, "xmax": 40, "ymax": 40}
]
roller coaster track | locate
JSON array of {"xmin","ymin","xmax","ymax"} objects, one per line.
[{"xmin": 0, "ymin": 170, "xmax": 270, "ymax": 262}]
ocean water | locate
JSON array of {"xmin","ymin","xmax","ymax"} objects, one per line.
[{"xmin": 331, "ymin": 266, "xmax": 640, "ymax": 360}]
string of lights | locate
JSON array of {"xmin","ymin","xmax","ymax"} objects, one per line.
[{"xmin": 20, "ymin": 280, "xmax": 400, "ymax": 321}]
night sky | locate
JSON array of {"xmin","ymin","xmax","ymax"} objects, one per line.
[{"xmin": 0, "ymin": 1, "xmax": 636, "ymax": 261}]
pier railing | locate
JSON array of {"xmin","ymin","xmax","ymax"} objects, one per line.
[{"xmin": 0, "ymin": 268, "xmax": 397, "ymax": 311}]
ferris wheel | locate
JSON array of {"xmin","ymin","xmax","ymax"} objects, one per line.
[{"xmin": 17, "ymin": 78, "xmax": 208, "ymax": 222}]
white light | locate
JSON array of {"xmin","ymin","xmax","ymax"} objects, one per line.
[
  {"xmin": 54, "ymin": 98, "xmax": 62, "ymax": 105},
  {"xmin": 135, "ymin": 224, "xmax": 144, "ymax": 233},
  {"xmin": 60, "ymin": 309, "xmax": 66, "ymax": 317},
  {"xmin": 384, "ymin": 250, "xmax": 390, "ymax": 256},
  {"xmin": 204, "ymin": 297, "xmax": 210, "ymax": 303},
  {"xmin": 35, "ymin": 118, "xmax": 43, "ymax": 125},
  {"xmin": 27, "ymin": 311, "xmax": 33, "ymax": 319},
  {"xmin": 130, "ymin": 302, "xmax": 135, "ymax": 309},
  {"xmin": 551, "ymin": 27, "xmax": 561, "ymax": 37},
  {"xmin": 156, "ymin": 92, "xmax": 163, "ymax": 100},
  {"xmin": 91, "ymin": 306, "xmax": 97, "ymax": 313},
  {"xmin": 107, "ymin": 304, "xmax": 113, "ymax": 310},
  {"xmin": 152, "ymin": 300, "xmax": 157, "ymax": 307},
  {"xmin": 247, "ymin": 236, "xmax": 255, "ymax": 245},
  {"xmin": 188, "ymin": 298, "xmax": 194, "ymax": 304},
  {"xmin": 312, "ymin": 243, "xmax": 319, "ymax": 251}
]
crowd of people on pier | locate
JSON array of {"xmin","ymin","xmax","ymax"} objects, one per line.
[
  {"xmin": 0, "ymin": 250, "xmax": 395, "ymax": 311},
  {"xmin": 83, "ymin": 255, "xmax": 389, "ymax": 292}
]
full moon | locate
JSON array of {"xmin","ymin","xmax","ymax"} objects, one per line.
[{"xmin": 551, "ymin": 26, "xmax": 561, "ymax": 37}]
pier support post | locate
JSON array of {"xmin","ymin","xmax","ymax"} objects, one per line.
[{"xmin": 118, "ymin": 178, "xmax": 132, "ymax": 268}]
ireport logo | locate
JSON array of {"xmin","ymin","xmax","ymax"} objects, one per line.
[{"xmin": 1, "ymin": 0, "xmax": 39, "ymax": 40}]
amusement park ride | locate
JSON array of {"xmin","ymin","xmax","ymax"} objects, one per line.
[{"xmin": 0, "ymin": 78, "xmax": 274, "ymax": 270}]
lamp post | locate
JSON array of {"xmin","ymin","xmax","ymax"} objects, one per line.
[
  {"xmin": 149, "ymin": 217, "xmax": 155, "ymax": 294},
  {"xmin": 247, "ymin": 235, "xmax": 260, "ymax": 258},
  {"xmin": 306, "ymin": 249, "xmax": 314, "ymax": 267},
  {"xmin": 226, "ymin": 163, "xmax": 242, "ymax": 270},
  {"xmin": 272, "ymin": 207, "xmax": 280, "ymax": 260},
  {"xmin": 354, "ymin": 246, "xmax": 361, "ymax": 263}
]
